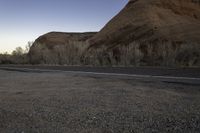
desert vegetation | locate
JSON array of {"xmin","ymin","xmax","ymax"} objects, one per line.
[
  {"xmin": 0, "ymin": 42, "xmax": 32, "ymax": 64},
  {"xmin": 84, "ymin": 42, "xmax": 200, "ymax": 67},
  {"xmin": 1, "ymin": 40, "xmax": 199, "ymax": 67},
  {"xmin": 29, "ymin": 41, "xmax": 88, "ymax": 65},
  {"xmin": 1, "ymin": 0, "xmax": 199, "ymax": 67}
]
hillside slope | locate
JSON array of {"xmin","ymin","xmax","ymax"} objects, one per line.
[
  {"xmin": 29, "ymin": 32, "xmax": 96, "ymax": 64},
  {"xmin": 86, "ymin": 0, "xmax": 200, "ymax": 66},
  {"xmin": 29, "ymin": 0, "xmax": 200, "ymax": 66},
  {"xmin": 89, "ymin": 0, "xmax": 200, "ymax": 48}
]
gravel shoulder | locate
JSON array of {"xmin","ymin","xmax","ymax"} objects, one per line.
[{"xmin": 0, "ymin": 70, "xmax": 200, "ymax": 133}]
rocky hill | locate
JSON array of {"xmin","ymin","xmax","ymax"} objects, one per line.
[
  {"xmin": 89, "ymin": 0, "xmax": 200, "ymax": 47},
  {"xmin": 29, "ymin": 0, "xmax": 200, "ymax": 66},
  {"xmin": 29, "ymin": 32, "xmax": 96, "ymax": 64},
  {"xmin": 86, "ymin": 0, "xmax": 200, "ymax": 66},
  {"xmin": 31, "ymin": 32, "xmax": 96, "ymax": 50}
]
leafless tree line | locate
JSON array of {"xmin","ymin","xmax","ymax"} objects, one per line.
[
  {"xmin": 1, "ymin": 41, "xmax": 200, "ymax": 67},
  {"xmin": 82, "ymin": 42, "xmax": 200, "ymax": 67},
  {"xmin": 29, "ymin": 41, "xmax": 88, "ymax": 65},
  {"xmin": 0, "ymin": 42, "xmax": 32, "ymax": 64}
]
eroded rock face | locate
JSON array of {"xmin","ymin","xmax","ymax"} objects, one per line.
[
  {"xmin": 29, "ymin": 32, "xmax": 96, "ymax": 64},
  {"xmin": 31, "ymin": 32, "xmax": 96, "ymax": 50},
  {"xmin": 87, "ymin": 0, "xmax": 200, "ymax": 66},
  {"xmin": 30, "ymin": 0, "xmax": 200, "ymax": 66},
  {"xmin": 89, "ymin": 0, "xmax": 200, "ymax": 48}
]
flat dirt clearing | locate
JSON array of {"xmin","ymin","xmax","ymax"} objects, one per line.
[{"xmin": 0, "ymin": 70, "xmax": 200, "ymax": 133}]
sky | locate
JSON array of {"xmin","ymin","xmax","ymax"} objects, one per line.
[{"xmin": 0, "ymin": 0, "xmax": 128, "ymax": 53}]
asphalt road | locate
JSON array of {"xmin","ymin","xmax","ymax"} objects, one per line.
[
  {"xmin": 0, "ymin": 65, "xmax": 200, "ymax": 85},
  {"xmin": 0, "ymin": 65, "xmax": 200, "ymax": 77}
]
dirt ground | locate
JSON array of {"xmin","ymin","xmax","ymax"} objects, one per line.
[{"xmin": 0, "ymin": 70, "xmax": 200, "ymax": 133}]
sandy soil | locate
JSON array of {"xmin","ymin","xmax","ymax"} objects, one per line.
[{"xmin": 0, "ymin": 70, "xmax": 200, "ymax": 133}]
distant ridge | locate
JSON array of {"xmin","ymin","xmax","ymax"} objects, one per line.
[{"xmin": 32, "ymin": 32, "xmax": 96, "ymax": 49}]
